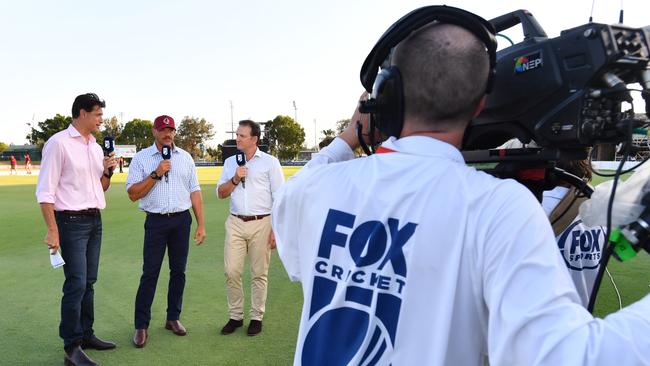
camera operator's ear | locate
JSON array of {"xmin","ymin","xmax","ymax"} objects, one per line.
[{"xmin": 472, "ymin": 96, "xmax": 487, "ymax": 119}]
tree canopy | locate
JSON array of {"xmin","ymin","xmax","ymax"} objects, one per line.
[
  {"xmin": 102, "ymin": 116, "xmax": 123, "ymax": 140},
  {"xmin": 119, "ymin": 119, "xmax": 153, "ymax": 150},
  {"xmin": 319, "ymin": 129, "xmax": 336, "ymax": 149},
  {"xmin": 266, "ymin": 115, "xmax": 305, "ymax": 161},
  {"xmin": 175, "ymin": 116, "xmax": 215, "ymax": 159},
  {"xmin": 205, "ymin": 145, "xmax": 222, "ymax": 162},
  {"xmin": 26, "ymin": 114, "xmax": 72, "ymax": 147},
  {"xmin": 336, "ymin": 118, "xmax": 351, "ymax": 134}
]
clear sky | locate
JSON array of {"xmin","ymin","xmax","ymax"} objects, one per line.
[{"xmin": 1, "ymin": 0, "xmax": 648, "ymax": 147}]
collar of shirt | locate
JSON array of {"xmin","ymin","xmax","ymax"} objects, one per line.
[
  {"xmin": 380, "ymin": 136, "xmax": 465, "ymax": 164},
  {"xmin": 144, "ymin": 143, "xmax": 179, "ymax": 156},
  {"xmin": 246, "ymin": 147, "xmax": 263, "ymax": 162},
  {"xmin": 67, "ymin": 123, "xmax": 97, "ymax": 144}
]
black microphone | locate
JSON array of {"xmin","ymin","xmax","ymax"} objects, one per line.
[
  {"xmin": 102, "ymin": 136, "xmax": 115, "ymax": 173},
  {"xmin": 235, "ymin": 150, "xmax": 246, "ymax": 188},
  {"xmin": 162, "ymin": 145, "xmax": 171, "ymax": 182}
]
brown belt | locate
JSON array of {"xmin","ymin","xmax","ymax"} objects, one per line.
[
  {"xmin": 232, "ymin": 214, "xmax": 270, "ymax": 222},
  {"xmin": 56, "ymin": 208, "xmax": 100, "ymax": 216}
]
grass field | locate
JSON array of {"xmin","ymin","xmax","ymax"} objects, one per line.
[{"xmin": 0, "ymin": 167, "xmax": 648, "ymax": 365}]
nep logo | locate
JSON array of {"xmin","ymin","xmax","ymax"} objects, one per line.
[
  {"xmin": 514, "ymin": 51, "xmax": 543, "ymax": 73},
  {"xmin": 557, "ymin": 219, "xmax": 604, "ymax": 271},
  {"xmin": 301, "ymin": 208, "xmax": 417, "ymax": 366}
]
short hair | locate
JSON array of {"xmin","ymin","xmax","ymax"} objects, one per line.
[
  {"xmin": 239, "ymin": 120, "xmax": 261, "ymax": 144},
  {"xmin": 392, "ymin": 23, "xmax": 490, "ymax": 128},
  {"xmin": 72, "ymin": 93, "xmax": 106, "ymax": 119}
]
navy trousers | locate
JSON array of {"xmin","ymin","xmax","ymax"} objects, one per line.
[
  {"xmin": 55, "ymin": 212, "xmax": 102, "ymax": 349},
  {"xmin": 134, "ymin": 210, "xmax": 191, "ymax": 329}
]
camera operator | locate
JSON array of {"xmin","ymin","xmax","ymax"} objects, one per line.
[
  {"xmin": 500, "ymin": 139, "xmax": 604, "ymax": 308},
  {"xmin": 545, "ymin": 156, "xmax": 606, "ymax": 308},
  {"xmin": 271, "ymin": 10, "xmax": 650, "ymax": 366}
]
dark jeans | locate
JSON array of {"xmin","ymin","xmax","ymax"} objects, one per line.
[
  {"xmin": 135, "ymin": 210, "xmax": 191, "ymax": 329},
  {"xmin": 55, "ymin": 212, "xmax": 102, "ymax": 349}
]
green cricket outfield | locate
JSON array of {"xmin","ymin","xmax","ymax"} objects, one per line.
[{"xmin": 0, "ymin": 167, "xmax": 647, "ymax": 365}]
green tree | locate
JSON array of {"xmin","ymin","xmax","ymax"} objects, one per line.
[
  {"xmin": 266, "ymin": 115, "xmax": 305, "ymax": 161},
  {"xmin": 119, "ymin": 119, "xmax": 153, "ymax": 150},
  {"xmin": 205, "ymin": 145, "xmax": 222, "ymax": 162},
  {"xmin": 319, "ymin": 129, "xmax": 336, "ymax": 149},
  {"xmin": 175, "ymin": 116, "xmax": 215, "ymax": 159},
  {"xmin": 26, "ymin": 114, "xmax": 72, "ymax": 147},
  {"xmin": 336, "ymin": 118, "xmax": 351, "ymax": 134},
  {"xmin": 102, "ymin": 116, "xmax": 123, "ymax": 140},
  {"xmin": 0, "ymin": 142, "xmax": 8, "ymax": 153}
]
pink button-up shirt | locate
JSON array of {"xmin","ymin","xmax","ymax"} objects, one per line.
[{"xmin": 36, "ymin": 124, "xmax": 106, "ymax": 210}]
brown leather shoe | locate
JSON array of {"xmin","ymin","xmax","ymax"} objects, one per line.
[
  {"xmin": 165, "ymin": 320, "xmax": 187, "ymax": 336},
  {"xmin": 133, "ymin": 329, "xmax": 147, "ymax": 348},
  {"xmin": 64, "ymin": 345, "xmax": 98, "ymax": 366}
]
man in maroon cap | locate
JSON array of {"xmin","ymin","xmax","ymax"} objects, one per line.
[{"xmin": 125, "ymin": 115, "xmax": 206, "ymax": 348}]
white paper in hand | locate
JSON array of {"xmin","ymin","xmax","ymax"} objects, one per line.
[{"xmin": 50, "ymin": 250, "xmax": 65, "ymax": 269}]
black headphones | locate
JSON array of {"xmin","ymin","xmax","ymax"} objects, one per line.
[{"xmin": 357, "ymin": 5, "xmax": 498, "ymax": 151}]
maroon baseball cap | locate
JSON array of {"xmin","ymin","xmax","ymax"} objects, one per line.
[{"xmin": 153, "ymin": 115, "xmax": 176, "ymax": 130}]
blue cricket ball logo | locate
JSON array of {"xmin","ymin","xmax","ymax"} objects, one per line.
[{"xmin": 301, "ymin": 209, "xmax": 417, "ymax": 365}]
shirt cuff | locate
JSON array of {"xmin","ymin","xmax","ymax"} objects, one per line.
[
  {"xmin": 36, "ymin": 192, "xmax": 55, "ymax": 204},
  {"xmin": 315, "ymin": 137, "xmax": 355, "ymax": 164}
]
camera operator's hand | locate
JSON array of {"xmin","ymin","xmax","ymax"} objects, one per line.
[{"xmin": 340, "ymin": 91, "xmax": 377, "ymax": 150}]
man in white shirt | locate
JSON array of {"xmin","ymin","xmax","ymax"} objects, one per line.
[
  {"xmin": 217, "ymin": 120, "xmax": 284, "ymax": 336},
  {"xmin": 271, "ymin": 8, "xmax": 650, "ymax": 366}
]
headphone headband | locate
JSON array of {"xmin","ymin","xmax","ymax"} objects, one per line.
[{"xmin": 360, "ymin": 5, "xmax": 497, "ymax": 93}]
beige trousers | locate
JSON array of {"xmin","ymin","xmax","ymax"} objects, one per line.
[{"xmin": 224, "ymin": 215, "xmax": 272, "ymax": 321}]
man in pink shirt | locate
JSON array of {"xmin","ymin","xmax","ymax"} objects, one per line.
[{"xmin": 36, "ymin": 93, "xmax": 117, "ymax": 366}]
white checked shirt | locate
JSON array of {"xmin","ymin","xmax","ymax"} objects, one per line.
[
  {"xmin": 126, "ymin": 144, "xmax": 200, "ymax": 214},
  {"xmin": 218, "ymin": 148, "xmax": 284, "ymax": 215}
]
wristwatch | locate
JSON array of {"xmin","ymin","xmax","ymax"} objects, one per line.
[{"xmin": 150, "ymin": 171, "xmax": 162, "ymax": 180}]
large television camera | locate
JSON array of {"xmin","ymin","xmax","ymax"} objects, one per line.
[
  {"xmin": 462, "ymin": 10, "xmax": 650, "ymax": 165},
  {"xmin": 461, "ymin": 10, "xmax": 650, "ymax": 312}
]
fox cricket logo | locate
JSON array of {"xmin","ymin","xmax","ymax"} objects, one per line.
[
  {"xmin": 557, "ymin": 219, "xmax": 604, "ymax": 271},
  {"xmin": 301, "ymin": 209, "xmax": 417, "ymax": 366},
  {"xmin": 514, "ymin": 51, "xmax": 543, "ymax": 73}
]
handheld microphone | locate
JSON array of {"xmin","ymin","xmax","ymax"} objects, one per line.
[
  {"xmin": 102, "ymin": 136, "xmax": 115, "ymax": 173},
  {"xmin": 235, "ymin": 150, "xmax": 246, "ymax": 188},
  {"xmin": 162, "ymin": 145, "xmax": 171, "ymax": 182}
]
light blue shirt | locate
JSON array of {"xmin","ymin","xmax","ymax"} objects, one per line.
[{"xmin": 126, "ymin": 144, "xmax": 200, "ymax": 214}]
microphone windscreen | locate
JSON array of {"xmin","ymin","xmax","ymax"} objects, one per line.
[
  {"xmin": 103, "ymin": 137, "xmax": 114, "ymax": 155},
  {"xmin": 162, "ymin": 145, "xmax": 172, "ymax": 160},
  {"xmin": 235, "ymin": 151, "xmax": 246, "ymax": 166}
]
